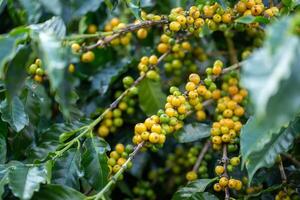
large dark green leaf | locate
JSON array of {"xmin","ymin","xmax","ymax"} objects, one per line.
[
  {"xmin": 52, "ymin": 148, "xmax": 82, "ymax": 190},
  {"xmin": 91, "ymin": 59, "xmax": 129, "ymax": 96},
  {"xmin": 0, "ymin": 27, "xmax": 29, "ymax": 78},
  {"xmin": 242, "ymin": 117, "xmax": 300, "ymax": 182},
  {"xmin": 240, "ymin": 16, "xmax": 300, "ymax": 181},
  {"xmin": 5, "ymin": 45, "xmax": 31, "ymax": 100},
  {"xmin": 138, "ymin": 79, "xmax": 166, "ymax": 116},
  {"xmin": 81, "ymin": 137, "xmax": 110, "ymax": 191},
  {"xmin": 0, "ymin": 96, "xmax": 29, "ymax": 132},
  {"xmin": 8, "ymin": 164, "xmax": 47, "ymax": 200},
  {"xmin": 172, "ymin": 179, "xmax": 217, "ymax": 200},
  {"xmin": 27, "ymin": 121, "xmax": 87, "ymax": 161},
  {"xmin": 39, "ymin": 0, "xmax": 104, "ymax": 22},
  {"xmin": 32, "ymin": 184, "xmax": 85, "ymax": 200},
  {"xmin": 175, "ymin": 123, "xmax": 210, "ymax": 143},
  {"xmin": 18, "ymin": 0, "xmax": 42, "ymax": 23},
  {"xmin": 0, "ymin": 165, "xmax": 9, "ymax": 198}
]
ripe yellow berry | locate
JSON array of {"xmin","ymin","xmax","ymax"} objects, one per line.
[
  {"xmin": 35, "ymin": 58, "xmax": 42, "ymax": 67},
  {"xmin": 196, "ymin": 110, "xmax": 206, "ymax": 121},
  {"xmin": 98, "ymin": 125, "xmax": 109, "ymax": 137},
  {"xmin": 213, "ymin": 14, "xmax": 222, "ymax": 23},
  {"xmin": 158, "ymin": 134, "xmax": 166, "ymax": 144},
  {"xmin": 221, "ymin": 134, "xmax": 231, "ymax": 143},
  {"xmin": 215, "ymin": 165, "xmax": 225, "ymax": 175},
  {"xmin": 235, "ymin": 180, "xmax": 243, "ymax": 190},
  {"xmin": 137, "ymin": 28, "xmax": 148, "ymax": 39},
  {"xmin": 212, "ymin": 65, "xmax": 222, "ymax": 76},
  {"xmin": 132, "ymin": 135, "xmax": 142, "ymax": 144},
  {"xmin": 113, "ymin": 165, "xmax": 121, "ymax": 173},
  {"xmin": 110, "ymin": 18, "xmax": 120, "ymax": 27},
  {"xmin": 213, "ymin": 183, "xmax": 222, "ymax": 192},
  {"xmin": 34, "ymin": 75, "xmax": 43, "ymax": 83},
  {"xmin": 189, "ymin": 73, "xmax": 200, "ymax": 84},
  {"xmin": 234, "ymin": 107, "xmax": 245, "ymax": 117},
  {"xmin": 135, "ymin": 123, "xmax": 147, "ymax": 134},
  {"xmin": 157, "ymin": 43, "xmax": 169, "ymax": 53},
  {"xmin": 186, "ymin": 171, "xmax": 197, "ymax": 181},
  {"xmin": 117, "ymin": 157, "xmax": 126, "ymax": 166},
  {"xmin": 230, "ymin": 157, "xmax": 240, "ymax": 166},
  {"xmin": 141, "ymin": 131, "xmax": 150, "ymax": 140},
  {"xmin": 149, "ymin": 132, "xmax": 160, "ymax": 143},
  {"xmin": 81, "ymin": 51, "xmax": 95, "ymax": 63},
  {"xmin": 71, "ymin": 43, "xmax": 81, "ymax": 53},
  {"xmin": 151, "ymin": 124, "xmax": 162, "ymax": 134},
  {"xmin": 144, "ymin": 118, "xmax": 155, "ymax": 129},
  {"xmin": 212, "ymin": 136, "xmax": 222, "ymax": 145},
  {"xmin": 169, "ymin": 21, "xmax": 181, "ymax": 32},
  {"xmin": 115, "ymin": 144, "xmax": 125, "ymax": 154},
  {"xmin": 88, "ymin": 24, "xmax": 97, "ymax": 34},
  {"xmin": 176, "ymin": 15, "xmax": 186, "ymax": 25},
  {"xmin": 228, "ymin": 179, "xmax": 237, "ymax": 189},
  {"xmin": 251, "ymin": 4, "xmax": 264, "ymax": 16},
  {"xmin": 219, "ymin": 177, "xmax": 229, "ymax": 187},
  {"xmin": 149, "ymin": 55, "xmax": 158, "ymax": 65},
  {"xmin": 222, "ymin": 13, "xmax": 232, "ymax": 23},
  {"xmin": 110, "ymin": 151, "xmax": 119, "ymax": 159},
  {"xmin": 185, "ymin": 82, "xmax": 196, "ymax": 91},
  {"xmin": 236, "ymin": 1, "xmax": 247, "ymax": 13}
]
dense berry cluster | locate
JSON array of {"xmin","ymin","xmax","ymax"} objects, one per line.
[
  {"xmin": 27, "ymin": 58, "xmax": 45, "ymax": 83},
  {"xmin": 104, "ymin": 18, "xmax": 133, "ymax": 46},
  {"xmin": 108, "ymin": 143, "xmax": 134, "ymax": 176}
]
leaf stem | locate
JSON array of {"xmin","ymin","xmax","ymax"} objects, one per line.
[
  {"xmin": 86, "ymin": 142, "xmax": 145, "ymax": 200},
  {"xmin": 282, "ymin": 153, "xmax": 300, "ymax": 167},
  {"xmin": 278, "ymin": 156, "xmax": 287, "ymax": 184}
]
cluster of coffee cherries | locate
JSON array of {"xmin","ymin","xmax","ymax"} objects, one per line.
[
  {"xmin": 104, "ymin": 18, "xmax": 132, "ymax": 46},
  {"xmin": 275, "ymin": 188, "xmax": 300, "ymax": 200},
  {"xmin": 213, "ymin": 157, "xmax": 242, "ymax": 192},
  {"xmin": 132, "ymin": 86, "xmax": 190, "ymax": 150},
  {"xmin": 98, "ymin": 77, "xmax": 138, "ymax": 137},
  {"xmin": 71, "ymin": 43, "xmax": 95, "ymax": 63},
  {"xmin": 137, "ymin": 55, "xmax": 160, "ymax": 81},
  {"xmin": 107, "ymin": 143, "xmax": 133, "ymax": 176},
  {"xmin": 27, "ymin": 58, "xmax": 45, "ymax": 83},
  {"xmin": 235, "ymin": 0, "xmax": 279, "ymax": 18},
  {"xmin": 133, "ymin": 181, "xmax": 156, "ymax": 200}
]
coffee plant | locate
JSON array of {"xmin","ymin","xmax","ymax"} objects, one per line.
[{"xmin": 0, "ymin": 0, "xmax": 300, "ymax": 199}]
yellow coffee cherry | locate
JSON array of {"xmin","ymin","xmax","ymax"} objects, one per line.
[
  {"xmin": 81, "ymin": 51, "xmax": 95, "ymax": 63},
  {"xmin": 157, "ymin": 43, "xmax": 169, "ymax": 53},
  {"xmin": 189, "ymin": 73, "xmax": 200, "ymax": 84},
  {"xmin": 71, "ymin": 43, "xmax": 81, "ymax": 53},
  {"xmin": 235, "ymin": 180, "xmax": 243, "ymax": 190},
  {"xmin": 185, "ymin": 82, "xmax": 196, "ymax": 91},
  {"xmin": 88, "ymin": 24, "xmax": 97, "ymax": 34},
  {"xmin": 212, "ymin": 136, "xmax": 222, "ymax": 145},
  {"xmin": 228, "ymin": 179, "xmax": 237, "ymax": 189},
  {"xmin": 149, "ymin": 132, "xmax": 160, "ymax": 143},
  {"xmin": 213, "ymin": 14, "xmax": 222, "ymax": 23},
  {"xmin": 215, "ymin": 165, "xmax": 225, "ymax": 175},
  {"xmin": 115, "ymin": 144, "xmax": 125, "ymax": 154},
  {"xmin": 186, "ymin": 171, "xmax": 197, "ymax": 181},
  {"xmin": 110, "ymin": 151, "xmax": 119, "ymax": 159},
  {"xmin": 113, "ymin": 165, "xmax": 121, "ymax": 173},
  {"xmin": 221, "ymin": 134, "xmax": 231, "ymax": 143},
  {"xmin": 236, "ymin": 1, "xmax": 247, "ymax": 13},
  {"xmin": 35, "ymin": 58, "xmax": 42, "ymax": 67},
  {"xmin": 149, "ymin": 55, "xmax": 158, "ymax": 65},
  {"xmin": 144, "ymin": 118, "xmax": 155, "ymax": 129},
  {"xmin": 169, "ymin": 21, "xmax": 181, "ymax": 32},
  {"xmin": 176, "ymin": 15, "xmax": 186, "ymax": 25},
  {"xmin": 110, "ymin": 17, "xmax": 120, "ymax": 27},
  {"xmin": 141, "ymin": 131, "xmax": 150, "ymax": 140},
  {"xmin": 213, "ymin": 183, "xmax": 222, "ymax": 192},
  {"xmin": 137, "ymin": 28, "xmax": 148, "ymax": 39},
  {"xmin": 98, "ymin": 125, "xmax": 109, "ymax": 137},
  {"xmin": 158, "ymin": 134, "xmax": 166, "ymax": 144},
  {"xmin": 132, "ymin": 135, "xmax": 142, "ymax": 144},
  {"xmin": 222, "ymin": 13, "xmax": 232, "ymax": 23},
  {"xmin": 196, "ymin": 110, "xmax": 206, "ymax": 121},
  {"xmin": 117, "ymin": 157, "xmax": 126, "ymax": 166},
  {"xmin": 135, "ymin": 123, "xmax": 147, "ymax": 134},
  {"xmin": 151, "ymin": 124, "xmax": 162, "ymax": 134},
  {"xmin": 219, "ymin": 177, "xmax": 229, "ymax": 187}
]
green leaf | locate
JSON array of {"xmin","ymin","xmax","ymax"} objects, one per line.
[
  {"xmin": 0, "ymin": 166, "xmax": 9, "ymax": 198},
  {"xmin": 172, "ymin": 178, "xmax": 218, "ymax": 200},
  {"xmin": 242, "ymin": 117, "xmax": 300, "ymax": 182},
  {"xmin": 18, "ymin": 0, "xmax": 42, "ymax": 23},
  {"xmin": 126, "ymin": 0, "xmax": 141, "ymax": 20},
  {"xmin": 5, "ymin": 45, "xmax": 31, "ymax": 100},
  {"xmin": 8, "ymin": 165, "xmax": 47, "ymax": 200},
  {"xmin": 0, "ymin": 96, "xmax": 29, "ymax": 132},
  {"xmin": 39, "ymin": 0, "xmax": 104, "ymax": 22},
  {"xmin": 92, "ymin": 59, "xmax": 129, "ymax": 96},
  {"xmin": 32, "ymin": 184, "xmax": 85, "ymax": 200},
  {"xmin": 138, "ymin": 79, "xmax": 166, "ymax": 116},
  {"xmin": 240, "ymin": 16, "xmax": 300, "ymax": 179},
  {"xmin": 175, "ymin": 123, "xmax": 210, "ymax": 143},
  {"xmin": 81, "ymin": 137, "xmax": 110, "ymax": 191},
  {"xmin": 52, "ymin": 148, "xmax": 82, "ymax": 190},
  {"xmin": 0, "ymin": 121, "xmax": 7, "ymax": 164},
  {"xmin": 0, "ymin": 27, "xmax": 28, "ymax": 78},
  {"xmin": 30, "ymin": 17, "xmax": 79, "ymax": 118},
  {"xmin": 235, "ymin": 15, "xmax": 270, "ymax": 24}
]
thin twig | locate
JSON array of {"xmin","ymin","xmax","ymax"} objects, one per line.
[
  {"xmin": 282, "ymin": 153, "xmax": 300, "ymax": 168},
  {"xmin": 225, "ymin": 36, "xmax": 238, "ymax": 65},
  {"xmin": 222, "ymin": 144, "xmax": 230, "ymax": 200},
  {"xmin": 278, "ymin": 156, "xmax": 287, "ymax": 184},
  {"xmin": 83, "ymin": 19, "xmax": 168, "ymax": 51},
  {"xmin": 192, "ymin": 140, "xmax": 211, "ymax": 172}
]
